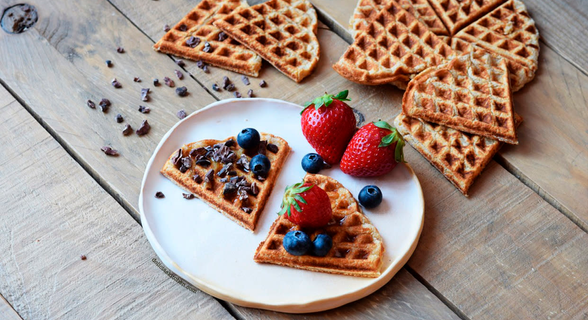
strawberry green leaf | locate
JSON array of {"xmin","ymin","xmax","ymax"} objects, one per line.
[
  {"xmin": 301, "ymin": 90, "xmax": 351, "ymax": 114},
  {"xmin": 334, "ymin": 90, "xmax": 350, "ymax": 101},
  {"xmin": 378, "ymin": 127, "xmax": 406, "ymax": 163},
  {"xmin": 278, "ymin": 181, "xmax": 313, "ymax": 216},
  {"xmin": 373, "ymin": 120, "xmax": 393, "ymax": 131}
]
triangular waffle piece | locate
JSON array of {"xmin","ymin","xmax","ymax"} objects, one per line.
[
  {"xmin": 254, "ymin": 174, "xmax": 385, "ymax": 277},
  {"xmin": 350, "ymin": 0, "xmax": 448, "ymax": 37},
  {"xmin": 213, "ymin": 0, "xmax": 320, "ymax": 83},
  {"xmin": 428, "ymin": 0, "xmax": 506, "ymax": 36},
  {"xmin": 333, "ymin": 0, "xmax": 456, "ymax": 88},
  {"xmin": 394, "ymin": 112, "xmax": 522, "ymax": 195},
  {"xmin": 403, "ymin": 49, "xmax": 518, "ymax": 144},
  {"xmin": 161, "ymin": 133, "xmax": 290, "ymax": 231},
  {"xmin": 455, "ymin": 0, "xmax": 539, "ymax": 90},
  {"xmin": 153, "ymin": 0, "xmax": 262, "ymax": 77}
]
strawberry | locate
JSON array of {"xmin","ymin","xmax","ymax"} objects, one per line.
[
  {"xmin": 340, "ymin": 120, "xmax": 405, "ymax": 177},
  {"xmin": 301, "ymin": 90, "xmax": 356, "ymax": 165},
  {"xmin": 278, "ymin": 182, "xmax": 332, "ymax": 228}
]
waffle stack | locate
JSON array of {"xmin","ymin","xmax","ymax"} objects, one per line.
[
  {"xmin": 153, "ymin": 0, "xmax": 262, "ymax": 77},
  {"xmin": 255, "ymin": 174, "xmax": 385, "ymax": 277},
  {"xmin": 160, "ymin": 133, "xmax": 291, "ymax": 231},
  {"xmin": 214, "ymin": 0, "xmax": 320, "ymax": 82}
]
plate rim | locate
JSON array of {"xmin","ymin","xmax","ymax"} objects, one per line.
[{"xmin": 139, "ymin": 98, "xmax": 425, "ymax": 313}]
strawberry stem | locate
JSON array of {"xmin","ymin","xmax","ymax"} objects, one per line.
[{"xmin": 301, "ymin": 90, "xmax": 351, "ymax": 114}]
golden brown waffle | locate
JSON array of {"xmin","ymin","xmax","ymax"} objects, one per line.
[
  {"xmin": 334, "ymin": 0, "xmax": 455, "ymax": 88},
  {"xmin": 403, "ymin": 49, "xmax": 518, "ymax": 144},
  {"xmin": 254, "ymin": 174, "xmax": 385, "ymax": 277},
  {"xmin": 428, "ymin": 0, "xmax": 506, "ymax": 36},
  {"xmin": 395, "ymin": 112, "xmax": 521, "ymax": 195},
  {"xmin": 153, "ymin": 0, "xmax": 262, "ymax": 77},
  {"xmin": 160, "ymin": 133, "xmax": 290, "ymax": 231},
  {"xmin": 350, "ymin": 0, "xmax": 448, "ymax": 37},
  {"xmin": 455, "ymin": 0, "xmax": 539, "ymax": 90},
  {"xmin": 213, "ymin": 0, "xmax": 320, "ymax": 83}
]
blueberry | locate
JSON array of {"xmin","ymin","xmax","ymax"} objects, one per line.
[
  {"xmin": 283, "ymin": 230, "xmax": 311, "ymax": 256},
  {"xmin": 237, "ymin": 128, "xmax": 260, "ymax": 149},
  {"xmin": 311, "ymin": 234, "xmax": 333, "ymax": 257},
  {"xmin": 301, "ymin": 153, "xmax": 324, "ymax": 173},
  {"xmin": 358, "ymin": 185, "xmax": 382, "ymax": 209},
  {"xmin": 250, "ymin": 154, "xmax": 270, "ymax": 177}
]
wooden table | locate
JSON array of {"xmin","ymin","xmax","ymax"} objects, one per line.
[{"xmin": 0, "ymin": 0, "xmax": 586, "ymax": 318}]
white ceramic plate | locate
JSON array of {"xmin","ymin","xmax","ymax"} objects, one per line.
[{"xmin": 139, "ymin": 98, "xmax": 424, "ymax": 313}]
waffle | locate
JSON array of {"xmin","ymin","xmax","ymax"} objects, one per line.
[
  {"xmin": 334, "ymin": 0, "xmax": 456, "ymax": 88},
  {"xmin": 350, "ymin": 0, "xmax": 448, "ymax": 37},
  {"xmin": 403, "ymin": 49, "xmax": 518, "ymax": 144},
  {"xmin": 455, "ymin": 0, "xmax": 539, "ymax": 90},
  {"xmin": 160, "ymin": 133, "xmax": 290, "ymax": 231},
  {"xmin": 213, "ymin": 0, "xmax": 320, "ymax": 82},
  {"xmin": 428, "ymin": 0, "xmax": 506, "ymax": 36},
  {"xmin": 153, "ymin": 0, "xmax": 262, "ymax": 77},
  {"xmin": 254, "ymin": 174, "xmax": 385, "ymax": 278},
  {"xmin": 395, "ymin": 112, "xmax": 521, "ymax": 195}
]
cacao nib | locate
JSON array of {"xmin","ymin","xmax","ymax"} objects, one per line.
[
  {"xmin": 176, "ymin": 60, "xmax": 186, "ymax": 67},
  {"xmin": 179, "ymin": 156, "xmax": 192, "ymax": 173},
  {"xmin": 219, "ymin": 177, "xmax": 229, "ymax": 183},
  {"xmin": 99, "ymin": 99, "xmax": 111, "ymax": 112},
  {"xmin": 176, "ymin": 86, "xmax": 188, "ymax": 97},
  {"xmin": 217, "ymin": 163, "xmax": 233, "ymax": 178},
  {"xmin": 247, "ymin": 89, "xmax": 254, "ymax": 97},
  {"xmin": 218, "ymin": 31, "xmax": 228, "ymax": 41},
  {"xmin": 171, "ymin": 149, "xmax": 183, "ymax": 168},
  {"xmin": 133, "ymin": 77, "xmax": 141, "ymax": 82},
  {"xmin": 190, "ymin": 147, "xmax": 207, "ymax": 158},
  {"xmin": 122, "ymin": 124, "xmax": 133, "ymax": 136},
  {"xmin": 106, "ymin": 60, "xmax": 113, "ymax": 67},
  {"xmin": 259, "ymin": 80, "xmax": 267, "ymax": 87},
  {"xmin": 136, "ymin": 120, "xmax": 151, "ymax": 135},
  {"xmin": 178, "ymin": 24, "xmax": 187, "ymax": 31},
  {"xmin": 223, "ymin": 183, "xmax": 237, "ymax": 196},
  {"xmin": 141, "ymin": 88, "xmax": 150, "ymax": 102},
  {"xmin": 202, "ymin": 41, "xmax": 212, "ymax": 53},
  {"xmin": 111, "ymin": 78, "xmax": 122, "ymax": 88},
  {"xmin": 236, "ymin": 154, "xmax": 249, "ymax": 172},
  {"xmin": 241, "ymin": 207, "xmax": 252, "ymax": 214},
  {"xmin": 226, "ymin": 83, "xmax": 235, "ymax": 92},
  {"xmin": 202, "ymin": 65, "xmax": 209, "ymax": 73},
  {"xmin": 250, "ymin": 182, "xmax": 259, "ymax": 195},
  {"xmin": 155, "ymin": 191, "xmax": 165, "ymax": 198},
  {"xmin": 225, "ymin": 139, "xmax": 236, "ymax": 148},
  {"xmin": 222, "ymin": 76, "xmax": 231, "ymax": 90},
  {"xmin": 116, "ymin": 47, "xmax": 125, "ymax": 53},
  {"xmin": 164, "ymin": 77, "xmax": 175, "ymax": 87},
  {"xmin": 241, "ymin": 76, "xmax": 250, "ymax": 85},
  {"xmin": 177, "ymin": 109, "xmax": 187, "ymax": 119},
  {"xmin": 174, "ymin": 69, "xmax": 184, "ymax": 80},
  {"xmin": 153, "ymin": 78, "xmax": 160, "ymax": 86},
  {"xmin": 101, "ymin": 146, "xmax": 119, "ymax": 156},
  {"xmin": 212, "ymin": 83, "xmax": 220, "ymax": 91},
  {"xmin": 258, "ymin": 140, "xmax": 267, "ymax": 155},
  {"xmin": 115, "ymin": 114, "xmax": 124, "ymax": 123},
  {"xmin": 183, "ymin": 193, "xmax": 196, "ymax": 199},
  {"xmin": 234, "ymin": 91, "xmax": 241, "ymax": 98},
  {"xmin": 267, "ymin": 143, "xmax": 279, "ymax": 153},
  {"xmin": 256, "ymin": 175, "xmax": 266, "ymax": 182},
  {"xmin": 163, "ymin": 24, "xmax": 170, "ymax": 32},
  {"xmin": 193, "ymin": 174, "xmax": 203, "ymax": 183},
  {"xmin": 195, "ymin": 158, "xmax": 211, "ymax": 167},
  {"xmin": 80, "ymin": 255, "xmax": 87, "ymax": 260},
  {"xmin": 138, "ymin": 105, "xmax": 150, "ymax": 114},
  {"xmin": 196, "ymin": 60, "xmax": 205, "ymax": 69},
  {"xmin": 204, "ymin": 169, "xmax": 215, "ymax": 189},
  {"xmin": 186, "ymin": 36, "xmax": 200, "ymax": 48},
  {"xmin": 87, "ymin": 100, "xmax": 96, "ymax": 109}
]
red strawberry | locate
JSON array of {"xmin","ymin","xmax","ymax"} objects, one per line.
[
  {"xmin": 301, "ymin": 90, "xmax": 356, "ymax": 165},
  {"xmin": 278, "ymin": 182, "xmax": 332, "ymax": 228},
  {"xmin": 340, "ymin": 121, "xmax": 405, "ymax": 177}
]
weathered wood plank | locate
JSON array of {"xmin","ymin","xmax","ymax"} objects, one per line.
[
  {"xmin": 0, "ymin": 0, "xmax": 217, "ymax": 220},
  {"xmin": 0, "ymin": 99, "xmax": 233, "ymax": 319},
  {"xmin": 309, "ymin": 0, "xmax": 588, "ymax": 230},
  {"xmin": 0, "ymin": 295, "xmax": 22, "ymax": 320}
]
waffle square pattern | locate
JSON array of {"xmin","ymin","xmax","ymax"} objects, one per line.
[
  {"xmin": 254, "ymin": 174, "xmax": 385, "ymax": 278},
  {"xmin": 428, "ymin": 0, "xmax": 505, "ymax": 35},
  {"xmin": 403, "ymin": 49, "xmax": 518, "ymax": 144}
]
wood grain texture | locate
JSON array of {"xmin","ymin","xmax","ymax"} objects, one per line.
[
  {"xmin": 0, "ymin": 295, "xmax": 22, "ymax": 320},
  {"xmin": 310, "ymin": 0, "xmax": 588, "ymax": 229},
  {"xmin": 0, "ymin": 0, "xmax": 217, "ymax": 220},
  {"xmin": 0, "ymin": 99, "xmax": 233, "ymax": 319}
]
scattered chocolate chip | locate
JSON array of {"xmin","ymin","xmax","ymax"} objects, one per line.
[
  {"xmin": 140, "ymin": 88, "xmax": 150, "ymax": 102},
  {"xmin": 176, "ymin": 86, "xmax": 188, "ymax": 97},
  {"xmin": 111, "ymin": 78, "xmax": 122, "ymax": 88},
  {"xmin": 171, "ymin": 149, "xmax": 183, "ymax": 168},
  {"xmin": 116, "ymin": 47, "xmax": 125, "ymax": 53},
  {"xmin": 223, "ymin": 183, "xmax": 237, "ymax": 196},
  {"xmin": 178, "ymin": 24, "xmax": 187, "ymax": 31},
  {"xmin": 226, "ymin": 83, "xmax": 235, "ymax": 91},
  {"xmin": 155, "ymin": 191, "xmax": 165, "ymax": 198},
  {"xmin": 218, "ymin": 31, "xmax": 228, "ymax": 41},
  {"xmin": 164, "ymin": 77, "xmax": 175, "ymax": 87},
  {"xmin": 115, "ymin": 114, "xmax": 124, "ymax": 123},
  {"xmin": 80, "ymin": 255, "xmax": 87, "ymax": 260},
  {"xmin": 241, "ymin": 76, "xmax": 250, "ymax": 85},
  {"xmin": 136, "ymin": 120, "xmax": 151, "ymax": 135},
  {"xmin": 256, "ymin": 175, "xmax": 266, "ymax": 182},
  {"xmin": 190, "ymin": 147, "xmax": 207, "ymax": 158},
  {"xmin": 174, "ymin": 70, "xmax": 184, "ymax": 80},
  {"xmin": 212, "ymin": 83, "xmax": 220, "ymax": 91},
  {"xmin": 179, "ymin": 156, "xmax": 192, "ymax": 173},
  {"xmin": 222, "ymin": 76, "xmax": 231, "ymax": 89},
  {"xmin": 186, "ymin": 36, "xmax": 200, "ymax": 48},
  {"xmin": 258, "ymin": 140, "xmax": 267, "ymax": 155},
  {"xmin": 196, "ymin": 60, "xmax": 205, "ymax": 69},
  {"xmin": 99, "ymin": 99, "xmax": 111, "ymax": 112},
  {"xmin": 267, "ymin": 143, "xmax": 279, "ymax": 153},
  {"xmin": 183, "ymin": 193, "xmax": 196, "ymax": 199},
  {"xmin": 217, "ymin": 163, "xmax": 233, "ymax": 178},
  {"xmin": 202, "ymin": 65, "xmax": 209, "ymax": 73},
  {"xmin": 234, "ymin": 91, "xmax": 241, "ymax": 98},
  {"xmin": 204, "ymin": 169, "xmax": 214, "ymax": 189},
  {"xmin": 202, "ymin": 41, "xmax": 212, "ymax": 53},
  {"xmin": 122, "ymin": 124, "xmax": 133, "ymax": 135},
  {"xmin": 251, "ymin": 182, "xmax": 259, "ymax": 195},
  {"xmin": 219, "ymin": 177, "xmax": 229, "ymax": 183},
  {"xmin": 236, "ymin": 154, "xmax": 250, "ymax": 172},
  {"xmin": 225, "ymin": 139, "xmax": 236, "ymax": 148},
  {"xmin": 87, "ymin": 100, "xmax": 96, "ymax": 109},
  {"xmin": 195, "ymin": 158, "xmax": 211, "ymax": 167},
  {"xmin": 106, "ymin": 60, "xmax": 113, "ymax": 67},
  {"xmin": 242, "ymin": 207, "xmax": 253, "ymax": 214},
  {"xmin": 177, "ymin": 109, "xmax": 187, "ymax": 119},
  {"xmin": 101, "ymin": 146, "xmax": 119, "ymax": 156},
  {"xmin": 247, "ymin": 89, "xmax": 254, "ymax": 97},
  {"xmin": 153, "ymin": 78, "xmax": 160, "ymax": 86},
  {"xmin": 193, "ymin": 174, "xmax": 203, "ymax": 183},
  {"xmin": 133, "ymin": 77, "xmax": 141, "ymax": 82},
  {"xmin": 176, "ymin": 60, "xmax": 186, "ymax": 67},
  {"xmin": 138, "ymin": 105, "xmax": 150, "ymax": 114},
  {"xmin": 259, "ymin": 80, "xmax": 267, "ymax": 87},
  {"xmin": 163, "ymin": 24, "xmax": 170, "ymax": 32}
]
